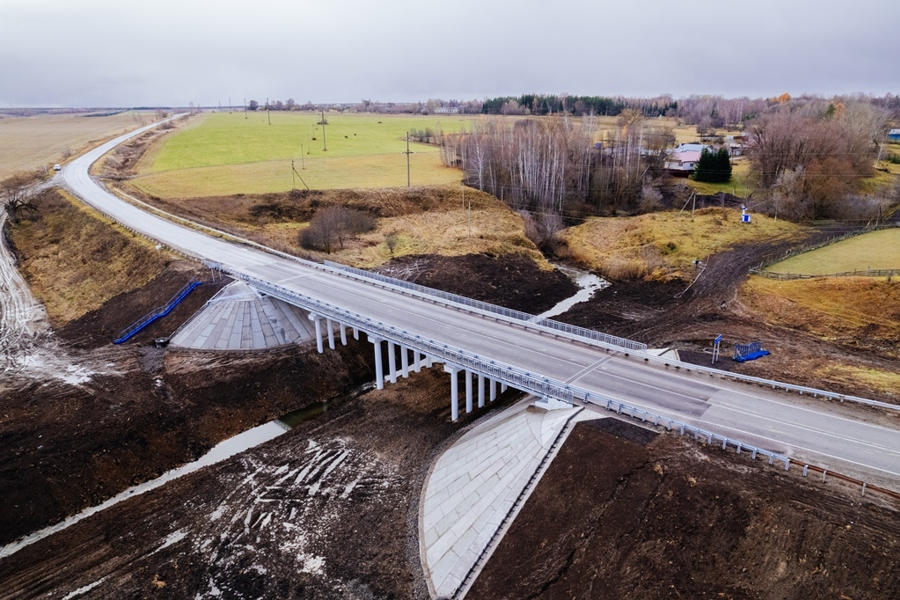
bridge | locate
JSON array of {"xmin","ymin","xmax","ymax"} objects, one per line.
[{"xmin": 62, "ymin": 118, "xmax": 900, "ymax": 488}]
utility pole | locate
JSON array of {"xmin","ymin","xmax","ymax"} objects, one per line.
[
  {"xmin": 467, "ymin": 194, "xmax": 472, "ymax": 238},
  {"xmin": 266, "ymin": 97, "xmax": 271, "ymax": 125},
  {"xmin": 244, "ymin": 98, "xmax": 247, "ymax": 119},
  {"xmin": 229, "ymin": 97, "xmax": 232, "ymax": 113},
  {"xmin": 292, "ymin": 160, "xmax": 296, "ymax": 190},
  {"xmin": 321, "ymin": 110, "xmax": 327, "ymax": 151},
  {"xmin": 404, "ymin": 131, "xmax": 413, "ymax": 187}
]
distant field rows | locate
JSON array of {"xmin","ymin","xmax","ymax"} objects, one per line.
[{"xmin": 0, "ymin": 111, "xmax": 154, "ymax": 179}]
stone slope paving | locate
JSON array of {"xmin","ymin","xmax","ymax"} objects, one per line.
[
  {"xmin": 170, "ymin": 281, "xmax": 317, "ymax": 350},
  {"xmin": 421, "ymin": 400, "xmax": 591, "ymax": 598}
]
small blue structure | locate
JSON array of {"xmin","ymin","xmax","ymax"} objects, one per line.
[
  {"xmin": 741, "ymin": 205, "xmax": 751, "ymax": 224},
  {"xmin": 889, "ymin": 128, "xmax": 900, "ymax": 142},
  {"xmin": 733, "ymin": 341, "xmax": 769, "ymax": 362},
  {"xmin": 114, "ymin": 280, "xmax": 203, "ymax": 344}
]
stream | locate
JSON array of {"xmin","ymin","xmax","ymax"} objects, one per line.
[{"xmin": 535, "ymin": 264, "xmax": 609, "ymax": 320}]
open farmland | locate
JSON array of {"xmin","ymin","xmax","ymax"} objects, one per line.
[
  {"xmin": 0, "ymin": 111, "xmax": 153, "ymax": 179},
  {"xmin": 765, "ymin": 228, "xmax": 900, "ymax": 275},
  {"xmin": 130, "ymin": 112, "xmax": 465, "ymax": 196}
]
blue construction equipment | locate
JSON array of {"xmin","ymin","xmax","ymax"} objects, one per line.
[
  {"xmin": 733, "ymin": 341, "xmax": 769, "ymax": 362},
  {"xmin": 113, "ymin": 280, "xmax": 203, "ymax": 344}
]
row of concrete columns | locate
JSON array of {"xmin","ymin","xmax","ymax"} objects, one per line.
[
  {"xmin": 308, "ymin": 313, "xmax": 359, "ymax": 353},
  {"xmin": 308, "ymin": 312, "xmax": 511, "ymax": 422},
  {"xmin": 442, "ymin": 364, "xmax": 507, "ymax": 421},
  {"xmin": 367, "ymin": 336, "xmax": 433, "ymax": 390}
]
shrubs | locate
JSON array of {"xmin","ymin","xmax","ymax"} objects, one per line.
[{"xmin": 299, "ymin": 206, "xmax": 376, "ymax": 253}]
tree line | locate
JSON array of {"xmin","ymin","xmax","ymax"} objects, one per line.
[{"xmin": 439, "ymin": 94, "xmax": 898, "ymax": 227}]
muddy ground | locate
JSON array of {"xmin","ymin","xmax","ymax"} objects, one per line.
[
  {"xmin": 2, "ymin": 213, "xmax": 900, "ymax": 597},
  {"xmin": 559, "ymin": 232, "xmax": 900, "ymax": 405},
  {"xmin": 470, "ymin": 418, "xmax": 900, "ymax": 599},
  {"xmin": 0, "ymin": 358, "xmax": 521, "ymax": 599}
]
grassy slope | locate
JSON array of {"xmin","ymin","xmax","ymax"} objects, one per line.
[
  {"xmin": 563, "ymin": 207, "xmax": 802, "ymax": 280},
  {"xmin": 130, "ymin": 112, "xmax": 466, "ymax": 196},
  {"xmin": 0, "ymin": 111, "xmax": 154, "ymax": 179},
  {"xmin": 742, "ymin": 275, "xmax": 900, "ymax": 361},
  {"xmin": 8, "ymin": 190, "xmax": 170, "ymax": 325},
  {"xmin": 136, "ymin": 185, "xmax": 547, "ymax": 270},
  {"xmin": 766, "ymin": 228, "xmax": 900, "ymax": 275}
]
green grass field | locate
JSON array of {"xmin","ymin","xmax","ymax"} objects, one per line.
[
  {"xmin": 133, "ymin": 112, "xmax": 467, "ymax": 196},
  {"xmin": 766, "ymin": 228, "xmax": 900, "ymax": 275}
]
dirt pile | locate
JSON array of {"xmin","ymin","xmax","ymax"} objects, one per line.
[{"xmin": 470, "ymin": 418, "xmax": 900, "ymax": 599}]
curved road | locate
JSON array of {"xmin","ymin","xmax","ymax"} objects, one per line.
[{"xmin": 62, "ymin": 119, "xmax": 900, "ymax": 488}]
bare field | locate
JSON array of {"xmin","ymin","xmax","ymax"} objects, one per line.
[
  {"xmin": 129, "ymin": 185, "xmax": 548, "ymax": 269},
  {"xmin": 0, "ymin": 111, "xmax": 154, "ymax": 178},
  {"xmin": 741, "ymin": 275, "xmax": 900, "ymax": 356}
]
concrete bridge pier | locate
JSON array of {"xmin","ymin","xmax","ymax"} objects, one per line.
[
  {"xmin": 387, "ymin": 341, "xmax": 398, "ymax": 384},
  {"xmin": 327, "ymin": 318, "xmax": 335, "ymax": 349},
  {"xmin": 401, "ymin": 346, "xmax": 410, "ymax": 378},
  {"xmin": 309, "ymin": 314, "xmax": 324, "ymax": 353},
  {"xmin": 465, "ymin": 370, "xmax": 474, "ymax": 413},
  {"xmin": 444, "ymin": 364, "xmax": 461, "ymax": 421},
  {"xmin": 368, "ymin": 335, "xmax": 385, "ymax": 390}
]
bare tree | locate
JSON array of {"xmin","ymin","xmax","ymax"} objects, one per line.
[
  {"xmin": 1, "ymin": 171, "xmax": 42, "ymax": 223},
  {"xmin": 299, "ymin": 206, "xmax": 376, "ymax": 254}
]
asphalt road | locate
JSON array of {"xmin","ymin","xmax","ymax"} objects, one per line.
[{"xmin": 62, "ymin": 119, "xmax": 900, "ymax": 487}]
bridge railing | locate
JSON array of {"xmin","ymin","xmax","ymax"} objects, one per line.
[
  {"xmin": 113, "ymin": 280, "xmax": 202, "ymax": 344},
  {"xmin": 209, "ymin": 263, "xmax": 792, "ymax": 468},
  {"xmin": 323, "ymin": 260, "xmax": 647, "ymax": 352}
]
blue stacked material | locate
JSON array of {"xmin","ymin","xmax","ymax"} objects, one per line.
[
  {"xmin": 113, "ymin": 280, "xmax": 203, "ymax": 344},
  {"xmin": 733, "ymin": 341, "xmax": 770, "ymax": 362}
]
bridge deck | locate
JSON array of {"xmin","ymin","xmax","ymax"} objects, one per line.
[{"xmin": 63, "ymin": 121, "xmax": 900, "ymax": 488}]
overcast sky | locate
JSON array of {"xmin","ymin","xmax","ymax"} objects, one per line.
[{"xmin": 1, "ymin": 0, "xmax": 898, "ymax": 108}]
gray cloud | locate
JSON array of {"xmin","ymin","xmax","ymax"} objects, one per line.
[{"xmin": 1, "ymin": 0, "xmax": 897, "ymax": 107}]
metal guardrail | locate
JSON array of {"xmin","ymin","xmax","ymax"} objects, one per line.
[
  {"xmin": 323, "ymin": 260, "xmax": 647, "ymax": 352},
  {"xmin": 584, "ymin": 395, "xmax": 790, "ymax": 468},
  {"xmin": 209, "ymin": 264, "xmax": 793, "ymax": 468},
  {"xmin": 750, "ymin": 267, "xmax": 900, "ymax": 280},
  {"xmin": 113, "ymin": 280, "xmax": 202, "ymax": 344},
  {"xmin": 97, "ymin": 189, "xmax": 896, "ymax": 412}
]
